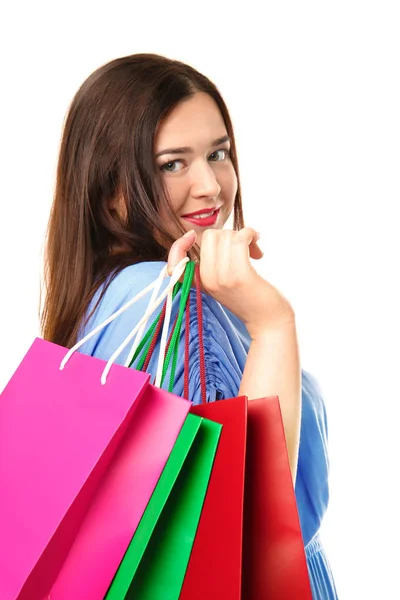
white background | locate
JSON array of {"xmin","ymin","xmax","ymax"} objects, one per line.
[{"xmin": 1, "ymin": 2, "xmax": 399, "ymax": 598}]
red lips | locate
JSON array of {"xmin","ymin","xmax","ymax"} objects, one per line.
[
  {"xmin": 181, "ymin": 207, "xmax": 219, "ymax": 217},
  {"xmin": 181, "ymin": 207, "xmax": 220, "ymax": 228}
]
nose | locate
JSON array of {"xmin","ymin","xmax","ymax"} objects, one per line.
[{"xmin": 190, "ymin": 160, "xmax": 221, "ymax": 199}]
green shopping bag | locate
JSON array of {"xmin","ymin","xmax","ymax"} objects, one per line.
[{"xmin": 105, "ymin": 413, "xmax": 221, "ymax": 599}]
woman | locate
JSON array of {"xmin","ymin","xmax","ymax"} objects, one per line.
[{"xmin": 41, "ymin": 53, "xmax": 338, "ymax": 599}]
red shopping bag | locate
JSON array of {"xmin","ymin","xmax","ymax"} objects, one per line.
[
  {"xmin": 180, "ymin": 396, "xmax": 247, "ymax": 600},
  {"xmin": 242, "ymin": 396, "xmax": 312, "ymax": 600},
  {"xmin": 182, "ymin": 395, "xmax": 312, "ymax": 600}
]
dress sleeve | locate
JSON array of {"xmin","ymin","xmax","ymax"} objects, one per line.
[
  {"xmin": 157, "ymin": 289, "xmax": 249, "ymax": 405},
  {"xmin": 295, "ymin": 370, "xmax": 331, "ymax": 546}
]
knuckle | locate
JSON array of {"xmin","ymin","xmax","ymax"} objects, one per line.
[
  {"xmin": 202, "ymin": 228, "xmax": 215, "ymax": 242},
  {"xmin": 232, "ymin": 235, "xmax": 242, "ymax": 246}
]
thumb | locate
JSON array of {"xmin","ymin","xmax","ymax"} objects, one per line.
[{"xmin": 167, "ymin": 230, "xmax": 197, "ymax": 276}]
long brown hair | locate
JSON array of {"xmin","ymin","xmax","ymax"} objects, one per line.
[{"xmin": 41, "ymin": 53, "xmax": 245, "ymax": 348}]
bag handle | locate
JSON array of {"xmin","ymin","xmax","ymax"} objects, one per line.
[
  {"xmin": 129, "ymin": 261, "xmax": 195, "ymax": 391},
  {"xmin": 194, "ymin": 263, "xmax": 207, "ymax": 404},
  {"xmin": 134, "ymin": 262, "xmax": 207, "ymax": 403},
  {"xmin": 59, "ymin": 258, "xmax": 189, "ymax": 385},
  {"xmin": 100, "ymin": 258, "xmax": 189, "ymax": 386}
]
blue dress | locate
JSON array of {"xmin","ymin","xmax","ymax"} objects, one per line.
[{"xmin": 78, "ymin": 261, "xmax": 338, "ymax": 599}]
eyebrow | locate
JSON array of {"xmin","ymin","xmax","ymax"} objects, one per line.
[{"xmin": 155, "ymin": 135, "xmax": 231, "ymax": 158}]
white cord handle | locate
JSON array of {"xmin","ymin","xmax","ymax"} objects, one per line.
[
  {"xmin": 60, "ymin": 258, "xmax": 189, "ymax": 387},
  {"xmin": 60, "ymin": 265, "xmax": 168, "ymax": 370},
  {"xmin": 100, "ymin": 258, "xmax": 188, "ymax": 385},
  {"xmin": 154, "ymin": 273, "xmax": 174, "ymax": 388},
  {"xmin": 123, "ymin": 264, "xmax": 168, "ymax": 369}
]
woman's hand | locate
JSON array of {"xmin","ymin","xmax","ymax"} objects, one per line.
[
  {"xmin": 167, "ymin": 228, "xmax": 294, "ymax": 338},
  {"xmin": 168, "ymin": 228, "xmax": 301, "ymax": 482}
]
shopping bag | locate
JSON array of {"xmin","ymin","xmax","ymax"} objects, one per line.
[
  {"xmin": 184, "ymin": 396, "xmax": 312, "ymax": 600},
  {"xmin": 47, "ymin": 384, "xmax": 190, "ymax": 599},
  {"xmin": 104, "ymin": 413, "xmax": 202, "ymax": 599},
  {"xmin": 0, "ymin": 259, "xmax": 192, "ymax": 600},
  {"xmin": 0, "ymin": 337, "xmax": 149, "ymax": 600},
  {"xmin": 180, "ymin": 396, "xmax": 248, "ymax": 600},
  {"xmin": 242, "ymin": 396, "xmax": 312, "ymax": 600},
  {"xmin": 106, "ymin": 414, "xmax": 221, "ymax": 599}
]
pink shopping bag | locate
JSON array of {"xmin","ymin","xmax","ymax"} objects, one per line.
[
  {"xmin": 48, "ymin": 383, "xmax": 191, "ymax": 599},
  {"xmin": 0, "ymin": 337, "xmax": 190, "ymax": 600}
]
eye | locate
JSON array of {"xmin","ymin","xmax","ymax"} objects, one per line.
[
  {"xmin": 160, "ymin": 160, "xmax": 184, "ymax": 173},
  {"xmin": 209, "ymin": 148, "xmax": 230, "ymax": 162}
]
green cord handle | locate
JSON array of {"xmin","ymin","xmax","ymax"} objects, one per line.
[
  {"xmin": 127, "ymin": 281, "xmax": 182, "ymax": 370},
  {"xmin": 129, "ymin": 261, "xmax": 195, "ymax": 393}
]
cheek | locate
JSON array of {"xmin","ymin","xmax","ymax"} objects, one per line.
[{"xmin": 164, "ymin": 179, "xmax": 190, "ymax": 215}]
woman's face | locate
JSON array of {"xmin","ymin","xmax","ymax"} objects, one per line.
[{"xmin": 154, "ymin": 92, "xmax": 238, "ymax": 247}]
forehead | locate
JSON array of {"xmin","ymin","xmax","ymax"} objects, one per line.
[{"xmin": 155, "ymin": 92, "xmax": 227, "ymax": 148}]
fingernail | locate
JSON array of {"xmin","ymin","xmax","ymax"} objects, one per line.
[{"xmin": 183, "ymin": 230, "xmax": 195, "ymax": 238}]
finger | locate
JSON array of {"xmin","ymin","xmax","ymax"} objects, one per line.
[
  {"xmin": 235, "ymin": 226, "xmax": 260, "ymax": 246},
  {"xmin": 249, "ymin": 239, "xmax": 264, "ymax": 260},
  {"xmin": 234, "ymin": 227, "xmax": 263, "ymax": 260},
  {"xmin": 228, "ymin": 227, "xmax": 262, "ymax": 261},
  {"xmin": 167, "ymin": 230, "xmax": 196, "ymax": 275},
  {"xmin": 199, "ymin": 229, "xmax": 219, "ymax": 290}
]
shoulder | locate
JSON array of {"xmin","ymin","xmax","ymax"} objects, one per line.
[
  {"xmin": 98, "ymin": 261, "xmax": 168, "ymax": 307},
  {"xmin": 88, "ymin": 262, "xmax": 168, "ymax": 322},
  {"xmin": 78, "ymin": 261, "xmax": 168, "ymax": 361}
]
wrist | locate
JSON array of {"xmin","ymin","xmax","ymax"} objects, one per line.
[{"xmin": 245, "ymin": 309, "xmax": 297, "ymax": 341}]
